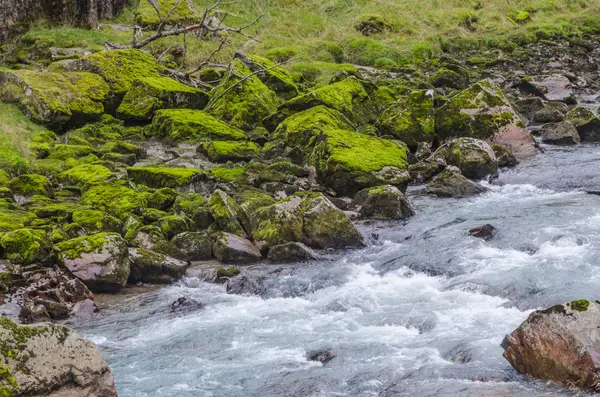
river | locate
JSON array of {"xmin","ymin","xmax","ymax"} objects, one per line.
[{"xmin": 72, "ymin": 142, "xmax": 600, "ymax": 397}]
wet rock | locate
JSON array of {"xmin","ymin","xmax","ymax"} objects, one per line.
[
  {"xmin": 0, "ymin": 316, "xmax": 117, "ymax": 396},
  {"xmin": 71, "ymin": 298, "xmax": 99, "ymax": 318},
  {"xmin": 502, "ymin": 299, "xmax": 600, "ymax": 391},
  {"xmin": 491, "ymin": 124, "xmax": 540, "ymax": 160},
  {"xmin": 171, "ymin": 231, "xmax": 212, "ymax": 261},
  {"xmin": 492, "ymin": 144, "xmax": 518, "ymax": 167},
  {"xmin": 170, "ymin": 296, "xmax": 203, "ymax": 313},
  {"xmin": 268, "ymin": 242, "xmax": 318, "ymax": 263},
  {"xmin": 56, "ymin": 233, "xmax": 130, "ymax": 293},
  {"xmin": 469, "ymin": 224, "xmax": 497, "ymax": 241},
  {"xmin": 541, "ymin": 121, "xmax": 581, "ymax": 145},
  {"xmin": 520, "ymin": 74, "xmax": 576, "ymax": 104},
  {"xmin": 128, "ymin": 248, "xmax": 189, "ymax": 284},
  {"xmin": 308, "ymin": 348, "xmax": 337, "ymax": 364},
  {"xmin": 565, "ymin": 106, "xmax": 600, "ymax": 142},
  {"xmin": 426, "ymin": 168, "xmax": 488, "ymax": 198},
  {"xmin": 213, "ymin": 232, "xmax": 262, "ymax": 264},
  {"xmin": 446, "ymin": 138, "xmax": 498, "ymax": 180},
  {"xmin": 352, "ymin": 185, "xmax": 414, "ymax": 220},
  {"xmin": 226, "ymin": 273, "xmax": 266, "ymax": 296},
  {"xmin": 409, "ymin": 162, "xmax": 440, "ymax": 184}
]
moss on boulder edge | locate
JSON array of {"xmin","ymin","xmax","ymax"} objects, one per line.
[
  {"xmin": 128, "ymin": 247, "xmax": 189, "ymax": 284},
  {"xmin": 446, "ymin": 138, "xmax": 498, "ymax": 180},
  {"xmin": 80, "ymin": 182, "xmax": 148, "ymax": 220},
  {"xmin": 127, "ymin": 166, "xmax": 206, "ymax": 189},
  {"xmin": 55, "ymin": 232, "xmax": 130, "ymax": 292},
  {"xmin": 209, "ymin": 190, "xmax": 250, "ymax": 239},
  {"xmin": 0, "ymin": 228, "xmax": 53, "ymax": 265},
  {"xmin": 0, "ymin": 69, "xmax": 109, "ymax": 130},
  {"xmin": 117, "ymin": 76, "xmax": 209, "ymax": 121},
  {"xmin": 200, "ymin": 141, "xmax": 260, "ymax": 163},
  {"xmin": 147, "ymin": 109, "xmax": 247, "ymax": 142}
]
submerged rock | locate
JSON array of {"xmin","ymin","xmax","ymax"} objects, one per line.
[
  {"xmin": 426, "ymin": 168, "xmax": 488, "ymax": 198},
  {"xmin": 0, "ymin": 316, "xmax": 117, "ymax": 396},
  {"xmin": 308, "ymin": 348, "xmax": 337, "ymax": 364},
  {"xmin": 502, "ymin": 299, "xmax": 600, "ymax": 391},
  {"xmin": 469, "ymin": 224, "xmax": 497, "ymax": 241},
  {"xmin": 170, "ymin": 296, "xmax": 203, "ymax": 314}
]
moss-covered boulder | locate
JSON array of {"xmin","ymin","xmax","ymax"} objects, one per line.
[
  {"xmin": 68, "ymin": 49, "xmax": 163, "ymax": 97},
  {"xmin": 541, "ymin": 121, "xmax": 581, "ymax": 145},
  {"xmin": 0, "ymin": 209, "xmax": 38, "ymax": 232},
  {"xmin": 171, "ymin": 231, "xmax": 212, "ymax": 261},
  {"xmin": 171, "ymin": 193, "xmax": 213, "ymax": 229},
  {"xmin": 56, "ymin": 232, "xmax": 130, "ymax": 292},
  {"xmin": 267, "ymin": 242, "xmax": 317, "ymax": 263},
  {"xmin": 59, "ymin": 163, "xmax": 114, "ymax": 186},
  {"xmin": 565, "ymin": 106, "xmax": 600, "ymax": 142},
  {"xmin": 213, "ymin": 232, "xmax": 262, "ymax": 264},
  {"xmin": 493, "ymin": 144, "xmax": 518, "ymax": 167},
  {"xmin": 48, "ymin": 143, "xmax": 98, "ymax": 160},
  {"xmin": 9, "ymin": 174, "xmax": 52, "ymax": 198},
  {"xmin": 429, "ymin": 68, "xmax": 469, "ymax": 90},
  {"xmin": 0, "ymin": 316, "xmax": 117, "ymax": 397},
  {"xmin": 299, "ymin": 192, "xmax": 365, "ymax": 249},
  {"xmin": 435, "ymin": 80, "xmax": 523, "ymax": 140},
  {"xmin": 156, "ymin": 214, "xmax": 193, "ymax": 239},
  {"xmin": 426, "ymin": 168, "xmax": 489, "ymax": 198},
  {"xmin": 80, "ymin": 182, "xmax": 147, "ymax": 220},
  {"xmin": 199, "ymin": 141, "xmax": 260, "ymax": 162},
  {"xmin": 0, "ymin": 170, "xmax": 11, "ymax": 187},
  {"xmin": 279, "ymin": 77, "xmax": 375, "ymax": 125},
  {"xmin": 446, "ymin": 138, "xmax": 498, "ymax": 179},
  {"xmin": 208, "ymin": 190, "xmax": 250, "ymax": 238},
  {"xmin": 148, "ymin": 188, "xmax": 177, "ymax": 211},
  {"xmin": 0, "ymin": 69, "xmax": 109, "ymax": 130},
  {"xmin": 273, "ymin": 106, "xmax": 410, "ymax": 196},
  {"xmin": 352, "ymin": 185, "xmax": 414, "ymax": 220},
  {"xmin": 72, "ymin": 210, "xmax": 123, "ymax": 233},
  {"xmin": 127, "ymin": 166, "xmax": 206, "ymax": 190},
  {"xmin": 209, "ymin": 59, "xmax": 279, "ymax": 131},
  {"xmin": 234, "ymin": 52, "xmax": 299, "ymax": 100},
  {"xmin": 0, "ymin": 228, "xmax": 53, "ymax": 265},
  {"xmin": 376, "ymin": 90, "xmax": 435, "ymax": 148},
  {"xmin": 128, "ymin": 247, "xmax": 189, "ymax": 284},
  {"xmin": 250, "ymin": 195, "xmax": 304, "ymax": 247},
  {"xmin": 117, "ymin": 76, "xmax": 209, "ymax": 121},
  {"xmin": 147, "ymin": 109, "xmax": 248, "ymax": 142}
]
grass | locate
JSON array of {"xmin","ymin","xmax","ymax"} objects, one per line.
[{"xmin": 0, "ymin": 103, "xmax": 49, "ymax": 173}]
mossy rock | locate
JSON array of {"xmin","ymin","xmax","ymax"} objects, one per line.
[
  {"xmin": 0, "ymin": 210, "xmax": 38, "ymax": 232},
  {"xmin": 31, "ymin": 202, "xmax": 82, "ymax": 220},
  {"xmin": 289, "ymin": 62, "xmax": 360, "ymax": 87},
  {"xmin": 156, "ymin": 214, "xmax": 193, "ymax": 239},
  {"xmin": 230, "ymin": 188, "xmax": 276, "ymax": 214},
  {"xmin": 281, "ymin": 76, "xmax": 375, "ymax": 126},
  {"xmin": 142, "ymin": 208, "xmax": 168, "ymax": 224},
  {"xmin": 136, "ymin": 0, "xmax": 194, "ymax": 28},
  {"xmin": 98, "ymin": 141, "xmax": 145, "ymax": 158},
  {"xmin": 0, "ymin": 69, "xmax": 109, "ymax": 130},
  {"xmin": 265, "ymin": 47, "xmax": 299, "ymax": 63},
  {"xmin": 209, "ymin": 59, "xmax": 279, "ymax": 131},
  {"xmin": 209, "ymin": 167, "xmax": 248, "ymax": 184},
  {"xmin": 208, "ymin": 190, "xmax": 250, "ymax": 239},
  {"xmin": 147, "ymin": 188, "xmax": 178, "ymax": 211},
  {"xmin": 426, "ymin": 168, "xmax": 489, "ymax": 198},
  {"xmin": 376, "ymin": 90, "xmax": 435, "ymax": 148},
  {"xmin": 0, "ymin": 228, "xmax": 53, "ymax": 265},
  {"xmin": 0, "ymin": 171, "xmax": 11, "ymax": 187},
  {"xmin": 59, "ymin": 164, "xmax": 114, "ymax": 187},
  {"xmin": 429, "ymin": 68, "xmax": 469, "ymax": 90},
  {"xmin": 127, "ymin": 166, "xmax": 206, "ymax": 189},
  {"xmin": 102, "ymin": 152, "xmax": 137, "ymax": 166},
  {"xmin": 9, "ymin": 174, "xmax": 52, "ymax": 198},
  {"xmin": 565, "ymin": 106, "xmax": 600, "ymax": 142},
  {"xmin": 171, "ymin": 231, "xmax": 212, "ymax": 261},
  {"xmin": 117, "ymin": 76, "xmax": 209, "ymax": 121},
  {"xmin": 446, "ymin": 138, "xmax": 498, "ymax": 179},
  {"xmin": 212, "ymin": 232, "xmax": 261, "ymax": 264},
  {"xmin": 436, "ymin": 80, "xmax": 523, "ymax": 140},
  {"xmin": 68, "ymin": 49, "xmax": 163, "ymax": 97},
  {"xmin": 80, "ymin": 182, "xmax": 148, "ymax": 220},
  {"xmin": 47, "ymin": 144, "xmax": 98, "ymax": 160},
  {"xmin": 200, "ymin": 141, "xmax": 260, "ymax": 163},
  {"xmin": 234, "ymin": 53, "xmax": 299, "ymax": 100},
  {"xmin": 128, "ymin": 247, "xmax": 189, "ymax": 284},
  {"xmin": 147, "ymin": 109, "xmax": 247, "ymax": 142},
  {"xmin": 492, "ymin": 144, "xmax": 518, "ymax": 167},
  {"xmin": 56, "ymin": 232, "xmax": 130, "ymax": 292},
  {"xmin": 171, "ymin": 193, "xmax": 213, "ymax": 229},
  {"xmin": 72, "ymin": 210, "xmax": 123, "ymax": 233},
  {"xmin": 352, "ymin": 185, "xmax": 415, "ymax": 220},
  {"xmin": 250, "ymin": 195, "xmax": 304, "ymax": 247},
  {"xmin": 68, "ymin": 116, "xmax": 125, "ymax": 145}
]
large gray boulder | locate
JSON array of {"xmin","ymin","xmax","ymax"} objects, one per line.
[
  {"xmin": 352, "ymin": 185, "xmax": 414, "ymax": 220},
  {"xmin": 213, "ymin": 232, "xmax": 262, "ymax": 264},
  {"xmin": 56, "ymin": 233, "xmax": 130, "ymax": 293},
  {"xmin": 267, "ymin": 242, "xmax": 317, "ymax": 263},
  {"xmin": 502, "ymin": 299, "xmax": 600, "ymax": 391},
  {"xmin": 541, "ymin": 121, "xmax": 581, "ymax": 145},
  {"xmin": 446, "ymin": 138, "xmax": 498, "ymax": 180},
  {"xmin": 0, "ymin": 316, "xmax": 117, "ymax": 396},
  {"xmin": 565, "ymin": 106, "xmax": 600, "ymax": 142},
  {"xmin": 426, "ymin": 168, "xmax": 488, "ymax": 198},
  {"xmin": 128, "ymin": 248, "xmax": 189, "ymax": 284}
]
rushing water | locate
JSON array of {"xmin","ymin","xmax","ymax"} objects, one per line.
[{"xmin": 72, "ymin": 142, "xmax": 600, "ymax": 397}]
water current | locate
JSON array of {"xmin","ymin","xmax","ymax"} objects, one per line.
[{"xmin": 73, "ymin": 142, "xmax": 600, "ymax": 397}]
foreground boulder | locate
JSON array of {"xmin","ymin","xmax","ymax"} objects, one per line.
[
  {"xmin": 541, "ymin": 121, "xmax": 581, "ymax": 145},
  {"xmin": 128, "ymin": 248, "xmax": 189, "ymax": 284},
  {"xmin": 56, "ymin": 233, "xmax": 130, "ymax": 292},
  {"xmin": 502, "ymin": 299, "xmax": 600, "ymax": 391},
  {"xmin": 352, "ymin": 185, "xmax": 414, "ymax": 220},
  {"xmin": 268, "ymin": 242, "xmax": 317, "ymax": 263},
  {"xmin": 426, "ymin": 168, "xmax": 488, "ymax": 198},
  {"xmin": 446, "ymin": 138, "xmax": 498, "ymax": 180},
  {"xmin": 213, "ymin": 232, "xmax": 262, "ymax": 264},
  {"xmin": 565, "ymin": 106, "xmax": 600, "ymax": 142},
  {"xmin": 0, "ymin": 316, "xmax": 117, "ymax": 396}
]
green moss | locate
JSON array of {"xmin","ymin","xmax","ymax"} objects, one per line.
[
  {"xmin": 136, "ymin": 0, "xmax": 194, "ymax": 27},
  {"xmin": 289, "ymin": 62, "xmax": 359, "ymax": 86},
  {"xmin": 76, "ymin": 49, "xmax": 163, "ymax": 95},
  {"xmin": 201, "ymin": 141, "xmax": 260, "ymax": 162},
  {"xmin": 343, "ymin": 38, "xmax": 402, "ymax": 66},
  {"xmin": 32, "ymin": 202, "xmax": 82, "ymax": 220},
  {"xmin": 8, "ymin": 174, "xmax": 52, "ymax": 197},
  {"xmin": 59, "ymin": 164, "xmax": 114, "ymax": 186},
  {"xmin": 0, "ymin": 365, "xmax": 17, "ymax": 396},
  {"xmin": 0, "ymin": 172, "xmax": 9, "ymax": 188},
  {"xmin": 266, "ymin": 47, "xmax": 299, "ymax": 63},
  {"xmin": 238, "ymin": 54, "xmax": 299, "ymax": 100},
  {"xmin": 376, "ymin": 90, "xmax": 435, "ymax": 147},
  {"xmin": 208, "ymin": 190, "xmax": 249, "ymax": 238},
  {"xmin": 209, "ymin": 59, "xmax": 279, "ymax": 131},
  {"xmin": 148, "ymin": 188, "xmax": 178, "ymax": 211},
  {"xmin": 117, "ymin": 76, "xmax": 208, "ymax": 121},
  {"xmin": 216, "ymin": 266, "xmax": 241, "ymax": 279},
  {"xmin": 0, "ymin": 210, "xmax": 38, "ymax": 232},
  {"xmin": 148, "ymin": 109, "xmax": 247, "ymax": 142},
  {"xmin": 231, "ymin": 188, "xmax": 276, "ymax": 213},
  {"xmin": 80, "ymin": 182, "xmax": 147, "ymax": 220},
  {"xmin": 0, "ymin": 228, "xmax": 52, "ymax": 265},
  {"xmin": 210, "ymin": 167, "xmax": 248, "ymax": 183},
  {"xmin": 251, "ymin": 196, "xmax": 304, "ymax": 246},
  {"xmin": 515, "ymin": 11, "xmax": 531, "ymax": 22},
  {"xmin": 127, "ymin": 166, "xmax": 205, "ymax": 189},
  {"xmin": 355, "ymin": 14, "xmax": 394, "ymax": 36},
  {"xmin": 171, "ymin": 193, "xmax": 213, "ymax": 229},
  {"xmin": 55, "ymin": 232, "xmax": 118, "ymax": 260},
  {"xmin": 72, "ymin": 210, "xmax": 122, "ymax": 233},
  {"xmin": 156, "ymin": 215, "xmax": 193, "ymax": 239},
  {"xmin": 568, "ymin": 299, "xmax": 590, "ymax": 312},
  {"xmin": 48, "ymin": 144, "xmax": 98, "ymax": 160}
]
